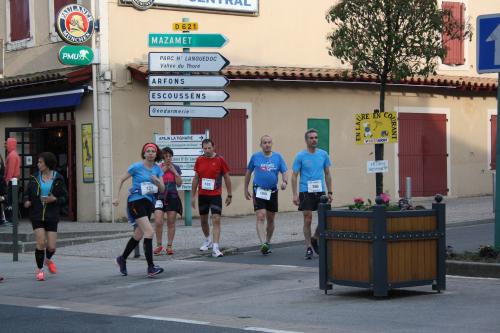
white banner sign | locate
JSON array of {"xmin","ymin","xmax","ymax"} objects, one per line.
[
  {"xmin": 367, "ymin": 160, "xmax": 389, "ymax": 174},
  {"xmin": 122, "ymin": 0, "xmax": 258, "ymax": 14},
  {"xmin": 149, "ymin": 105, "xmax": 229, "ymax": 118},
  {"xmin": 149, "ymin": 52, "xmax": 229, "ymax": 72},
  {"xmin": 149, "ymin": 90, "xmax": 229, "ymax": 102},
  {"xmin": 148, "ymin": 75, "xmax": 229, "ymax": 88}
]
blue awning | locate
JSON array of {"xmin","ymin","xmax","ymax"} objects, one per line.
[{"xmin": 0, "ymin": 88, "xmax": 85, "ymax": 113}]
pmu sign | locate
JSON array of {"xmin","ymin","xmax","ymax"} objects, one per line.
[
  {"xmin": 477, "ymin": 14, "xmax": 500, "ymax": 73},
  {"xmin": 149, "ymin": 90, "xmax": 229, "ymax": 102},
  {"xmin": 148, "ymin": 52, "xmax": 229, "ymax": 72}
]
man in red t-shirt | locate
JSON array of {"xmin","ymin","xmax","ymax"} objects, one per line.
[{"xmin": 191, "ymin": 139, "xmax": 232, "ymax": 257}]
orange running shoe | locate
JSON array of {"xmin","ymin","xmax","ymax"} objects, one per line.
[
  {"xmin": 166, "ymin": 245, "xmax": 174, "ymax": 255},
  {"xmin": 45, "ymin": 260, "xmax": 57, "ymax": 274},
  {"xmin": 36, "ymin": 270, "xmax": 45, "ymax": 281}
]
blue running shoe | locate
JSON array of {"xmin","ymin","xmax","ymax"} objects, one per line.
[
  {"xmin": 147, "ymin": 265, "xmax": 164, "ymax": 277},
  {"xmin": 116, "ymin": 256, "xmax": 127, "ymax": 276}
]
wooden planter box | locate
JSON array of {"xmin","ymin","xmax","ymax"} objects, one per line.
[{"xmin": 318, "ymin": 201, "xmax": 446, "ymax": 297}]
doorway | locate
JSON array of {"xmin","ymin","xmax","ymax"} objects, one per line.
[{"xmin": 5, "ymin": 124, "xmax": 76, "ymax": 221}]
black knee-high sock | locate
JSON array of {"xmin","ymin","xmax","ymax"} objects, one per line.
[
  {"xmin": 122, "ymin": 237, "xmax": 140, "ymax": 259},
  {"xmin": 35, "ymin": 249, "xmax": 45, "ymax": 269},
  {"xmin": 143, "ymin": 238, "xmax": 154, "ymax": 267},
  {"xmin": 46, "ymin": 248, "xmax": 55, "ymax": 260}
]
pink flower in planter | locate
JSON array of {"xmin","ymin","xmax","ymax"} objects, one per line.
[
  {"xmin": 380, "ymin": 193, "xmax": 391, "ymax": 204},
  {"xmin": 354, "ymin": 197, "xmax": 364, "ymax": 204}
]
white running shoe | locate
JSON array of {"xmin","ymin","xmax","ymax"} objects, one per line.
[
  {"xmin": 212, "ymin": 248, "xmax": 224, "ymax": 258},
  {"xmin": 199, "ymin": 239, "xmax": 213, "ymax": 251}
]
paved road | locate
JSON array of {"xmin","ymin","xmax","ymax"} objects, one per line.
[
  {"xmin": 1, "ymin": 243, "xmax": 500, "ymax": 333},
  {"xmin": 0, "ymin": 304, "xmax": 257, "ymax": 333},
  {"xmin": 446, "ymin": 221, "xmax": 494, "ymax": 252}
]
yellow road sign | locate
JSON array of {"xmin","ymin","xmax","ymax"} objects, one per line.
[
  {"xmin": 172, "ymin": 22, "xmax": 199, "ymax": 31},
  {"xmin": 355, "ymin": 112, "xmax": 398, "ymax": 144}
]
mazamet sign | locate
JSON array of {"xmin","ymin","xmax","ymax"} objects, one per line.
[
  {"xmin": 131, "ymin": 0, "xmax": 155, "ymax": 10},
  {"xmin": 56, "ymin": 4, "xmax": 95, "ymax": 45}
]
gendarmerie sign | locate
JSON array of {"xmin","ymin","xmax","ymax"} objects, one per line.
[
  {"xmin": 56, "ymin": 5, "xmax": 95, "ymax": 44},
  {"xmin": 120, "ymin": 0, "xmax": 258, "ymax": 15}
]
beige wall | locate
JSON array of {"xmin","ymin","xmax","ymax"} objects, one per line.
[
  {"xmin": 109, "ymin": 78, "xmax": 497, "ymax": 219},
  {"xmin": 74, "ymin": 95, "xmax": 96, "ymax": 221}
]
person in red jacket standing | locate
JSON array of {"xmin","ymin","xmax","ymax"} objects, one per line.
[
  {"xmin": 3, "ymin": 138, "xmax": 20, "ymax": 225},
  {"xmin": 191, "ymin": 139, "xmax": 232, "ymax": 258}
]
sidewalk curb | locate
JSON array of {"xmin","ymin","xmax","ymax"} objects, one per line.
[{"xmin": 446, "ymin": 260, "xmax": 500, "ymax": 278}]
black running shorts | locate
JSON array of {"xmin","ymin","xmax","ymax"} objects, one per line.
[
  {"xmin": 198, "ymin": 195, "xmax": 222, "ymax": 215},
  {"xmin": 298, "ymin": 192, "xmax": 325, "ymax": 211}
]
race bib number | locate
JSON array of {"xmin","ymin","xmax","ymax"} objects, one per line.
[
  {"xmin": 155, "ymin": 200, "xmax": 163, "ymax": 209},
  {"xmin": 201, "ymin": 178, "xmax": 215, "ymax": 190},
  {"xmin": 307, "ymin": 180, "xmax": 323, "ymax": 193},
  {"xmin": 255, "ymin": 187, "xmax": 272, "ymax": 200},
  {"xmin": 141, "ymin": 182, "xmax": 158, "ymax": 195}
]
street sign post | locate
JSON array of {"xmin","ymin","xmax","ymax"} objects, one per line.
[
  {"xmin": 149, "ymin": 90, "xmax": 229, "ymax": 102},
  {"xmin": 477, "ymin": 14, "xmax": 500, "ymax": 247},
  {"xmin": 148, "ymin": 75, "xmax": 229, "ymax": 88},
  {"xmin": 149, "ymin": 105, "xmax": 229, "ymax": 118},
  {"xmin": 148, "ymin": 52, "xmax": 229, "ymax": 72},
  {"xmin": 148, "ymin": 33, "xmax": 228, "ymax": 48}
]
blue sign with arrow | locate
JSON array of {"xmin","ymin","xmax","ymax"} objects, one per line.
[{"xmin": 477, "ymin": 14, "xmax": 500, "ymax": 73}]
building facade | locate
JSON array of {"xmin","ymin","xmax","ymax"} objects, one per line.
[{"xmin": 1, "ymin": 0, "xmax": 499, "ymax": 222}]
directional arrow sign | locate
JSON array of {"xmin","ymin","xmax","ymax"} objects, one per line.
[
  {"xmin": 149, "ymin": 105, "xmax": 229, "ymax": 118},
  {"xmin": 148, "ymin": 52, "xmax": 229, "ymax": 72},
  {"xmin": 477, "ymin": 14, "xmax": 500, "ymax": 73},
  {"xmin": 149, "ymin": 90, "xmax": 229, "ymax": 102},
  {"xmin": 149, "ymin": 75, "xmax": 229, "ymax": 88},
  {"xmin": 148, "ymin": 33, "xmax": 228, "ymax": 48}
]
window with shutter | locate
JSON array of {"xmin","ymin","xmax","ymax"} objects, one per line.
[
  {"xmin": 171, "ymin": 109, "xmax": 248, "ymax": 175},
  {"xmin": 5, "ymin": 0, "xmax": 34, "ymax": 51},
  {"xmin": 50, "ymin": 0, "xmax": 78, "ymax": 42},
  {"xmin": 442, "ymin": 1, "xmax": 465, "ymax": 66}
]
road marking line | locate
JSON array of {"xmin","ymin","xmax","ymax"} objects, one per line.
[
  {"xmin": 244, "ymin": 327, "xmax": 304, "ymax": 333},
  {"xmin": 447, "ymin": 275, "xmax": 500, "ymax": 281},
  {"xmin": 271, "ymin": 265, "xmax": 299, "ymax": 269},
  {"xmin": 131, "ymin": 315, "xmax": 210, "ymax": 325},
  {"xmin": 37, "ymin": 305, "xmax": 70, "ymax": 310}
]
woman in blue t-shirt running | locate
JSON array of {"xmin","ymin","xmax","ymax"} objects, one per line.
[{"xmin": 113, "ymin": 143, "xmax": 165, "ymax": 278}]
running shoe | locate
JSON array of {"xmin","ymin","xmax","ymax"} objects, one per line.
[
  {"xmin": 305, "ymin": 247, "xmax": 313, "ymax": 260},
  {"xmin": 311, "ymin": 237, "xmax": 319, "ymax": 255},
  {"xmin": 116, "ymin": 256, "xmax": 127, "ymax": 276},
  {"xmin": 153, "ymin": 246, "xmax": 164, "ymax": 256},
  {"xmin": 45, "ymin": 259, "xmax": 57, "ymax": 274},
  {"xmin": 199, "ymin": 239, "xmax": 213, "ymax": 251},
  {"xmin": 36, "ymin": 270, "xmax": 45, "ymax": 281},
  {"xmin": 212, "ymin": 248, "xmax": 224, "ymax": 258},
  {"xmin": 147, "ymin": 265, "xmax": 164, "ymax": 277},
  {"xmin": 166, "ymin": 246, "xmax": 174, "ymax": 255},
  {"xmin": 260, "ymin": 242, "xmax": 271, "ymax": 255}
]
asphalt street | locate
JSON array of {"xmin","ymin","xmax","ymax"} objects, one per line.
[
  {"xmin": 1, "ymin": 229, "xmax": 500, "ymax": 333},
  {"xmin": 446, "ymin": 221, "xmax": 494, "ymax": 252}
]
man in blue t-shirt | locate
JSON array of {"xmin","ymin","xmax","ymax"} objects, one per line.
[
  {"xmin": 245, "ymin": 135, "xmax": 288, "ymax": 255},
  {"xmin": 292, "ymin": 129, "xmax": 333, "ymax": 260}
]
